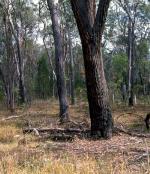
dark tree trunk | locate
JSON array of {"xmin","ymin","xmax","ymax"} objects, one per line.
[
  {"xmin": 4, "ymin": 15, "xmax": 15, "ymax": 112},
  {"xmin": 70, "ymin": 0, "xmax": 113, "ymax": 138},
  {"xmin": 128, "ymin": 19, "xmax": 135, "ymax": 107},
  {"xmin": 0, "ymin": 68, "xmax": 7, "ymax": 96},
  {"xmin": 84, "ymin": 43, "xmax": 113, "ymax": 138},
  {"xmin": 16, "ymin": 41, "xmax": 26, "ymax": 104},
  {"xmin": 145, "ymin": 113, "xmax": 150, "ymax": 130},
  {"xmin": 47, "ymin": 0, "xmax": 69, "ymax": 122},
  {"xmin": 121, "ymin": 82, "xmax": 127, "ymax": 102}
]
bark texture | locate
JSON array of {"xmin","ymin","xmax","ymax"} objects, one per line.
[
  {"xmin": 3, "ymin": 14, "xmax": 16, "ymax": 112},
  {"xmin": 47, "ymin": 0, "xmax": 69, "ymax": 122},
  {"xmin": 70, "ymin": 0, "xmax": 113, "ymax": 138}
]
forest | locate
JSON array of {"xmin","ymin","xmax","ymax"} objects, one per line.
[{"xmin": 0, "ymin": 0, "xmax": 150, "ymax": 173}]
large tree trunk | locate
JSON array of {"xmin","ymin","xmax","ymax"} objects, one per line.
[
  {"xmin": 83, "ymin": 42, "xmax": 113, "ymax": 138},
  {"xmin": 47, "ymin": 0, "xmax": 69, "ymax": 122},
  {"xmin": 70, "ymin": 0, "xmax": 113, "ymax": 138}
]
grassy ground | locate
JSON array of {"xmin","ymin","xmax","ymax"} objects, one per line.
[{"xmin": 0, "ymin": 99, "xmax": 150, "ymax": 174}]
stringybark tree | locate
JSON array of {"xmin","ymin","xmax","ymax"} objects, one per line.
[
  {"xmin": 70, "ymin": 0, "xmax": 113, "ymax": 138},
  {"xmin": 47, "ymin": 0, "xmax": 69, "ymax": 122}
]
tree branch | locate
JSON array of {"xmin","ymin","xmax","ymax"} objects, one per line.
[
  {"xmin": 94, "ymin": 0, "xmax": 111, "ymax": 38},
  {"xmin": 70, "ymin": 0, "xmax": 94, "ymax": 39}
]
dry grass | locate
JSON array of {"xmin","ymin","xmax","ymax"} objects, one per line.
[
  {"xmin": 0, "ymin": 150, "xmax": 149, "ymax": 174},
  {"xmin": 0, "ymin": 151, "xmax": 135, "ymax": 174},
  {"xmin": 0, "ymin": 100, "xmax": 150, "ymax": 174},
  {"xmin": 0, "ymin": 125, "xmax": 20, "ymax": 143}
]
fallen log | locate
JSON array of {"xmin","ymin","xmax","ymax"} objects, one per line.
[
  {"xmin": 23, "ymin": 127, "xmax": 90, "ymax": 134},
  {"xmin": 48, "ymin": 134, "xmax": 74, "ymax": 141},
  {"xmin": 23, "ymin": 126, "xmax": 150, "ymax": 139}
]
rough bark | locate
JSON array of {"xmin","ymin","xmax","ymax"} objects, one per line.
[
  {"xmin": 47, "ymin": 0, "xmax": 69, "ymax": 122},
  {"xmin": 3, "ymin": 15, "xmax": 16, "ymax": 112},
  {"xmin": 70, "ymin": 0, "xmax": 113, "ymax": 138}
]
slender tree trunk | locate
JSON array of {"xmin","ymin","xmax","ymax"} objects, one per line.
[
  {"xmin": 47, "ymin": 0, "xmax": 69, "ymax": 122},
  {"xmin": 128, "ymin": 19, "xmax": 135, "ymax": 106},
  {"xmin": 68, "ymin": 27, "xmax": 75, "ymax": 105},
  {"xmin": 70, "ymin": 0, "xmax": 113, "ymax": 138},
  {"xmin": 4, "ymin": 16, "xmax": 15, "ymax": 112},
  {"xmin": 16, "ymin": 40, "xmax": 26, "ymax": 104},
  {"xmin": 9, "ymin": 78, "xmax": 15, "ymax": 112},
  {"xmin": 8, "ymin": 13, "xmax": 26, "ymax": 104}
]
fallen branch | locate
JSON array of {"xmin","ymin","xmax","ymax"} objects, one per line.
[
  {"xmin": 0, "ymin": 111, "xmax": 50, "ymax": 122},
  {"xmin": 1, "ymin": 114, "xmax": 25, "ymax": 121},
  {"xmin": 23, "ymin": 127, "xmax": 90, "ymax": 134},
  {"xmin": 114, "ymin": 126, "xmax": 150, "ymax": 138},
  {"xmin": 23, "ymin": 126, "xmax": 150, "ymax": 139},
  {"xmin": 23, "ymin": 127, "xmax": 90, "ymax": 141}
]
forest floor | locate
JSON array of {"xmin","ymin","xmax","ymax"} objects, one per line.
[{"xmin": 0, "ymin": 99, "xmax": 150, "ymax": 174}]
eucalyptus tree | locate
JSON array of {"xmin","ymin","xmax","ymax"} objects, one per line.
[
  {"xmin": 0, "ymin": 0, "xmax": 39, "ymax": 109},
  {"xmin": 70, "ymin": 0, "xmax": 113, "ymax": 138},
  {"xmin": 118, "ymin": 0, "xmax": 150, "ymax": 106},
  {"xmin": 47, "ymin": 0, "xmax": 69, "ymax": 122},
  {"xmin": 38, "ymin": 0, "xmax": 57, "ymax": 98},
  {"xmin": 62, "ymin": 0, "xmax": 77, "ymax": 105},
  {"xmin": 10, "ymin": 0, "xmax": 38, "ymax": 104},
  {"xmin": 0, "ymin": 0, "xmax": 17, "ymax": 111},
  {"xmin": 103, "ymin": 0, "xmax": 150, "ymax": 104}
]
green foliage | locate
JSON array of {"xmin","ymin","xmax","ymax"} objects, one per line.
[
  {"xmin": 35, "ymin": 54, "xmax": 51, "ymax": 99},
  {"xmin": 112, "ymin": 53, "xmax": 128, "ymax": 87},
  {"xmin": 137, "ymin": 40, "xmax": 149, "ymax": 59}
]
